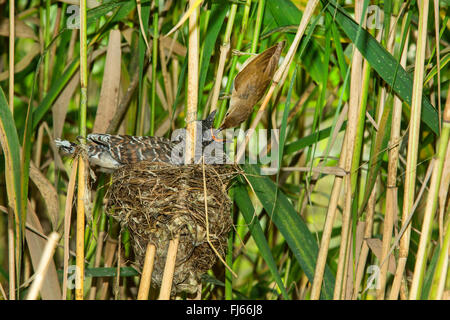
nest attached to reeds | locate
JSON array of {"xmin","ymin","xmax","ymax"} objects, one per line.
[{"xmin": 105, "ymin": 161, "xmax": 240, "ymax": 295}]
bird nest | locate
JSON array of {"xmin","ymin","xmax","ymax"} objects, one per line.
[{"xmin": 105, "ymin": 161, "xmax": 240, "ymax": 295}]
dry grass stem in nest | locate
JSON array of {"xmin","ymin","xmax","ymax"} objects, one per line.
[{"xmin": 105, "ymin": 161, "xmax": 240, "ymax": 295}]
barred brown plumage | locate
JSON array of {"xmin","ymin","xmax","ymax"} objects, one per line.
[
  {"xmin": 55, "ymin": 111, "xmax": 221, "ymax": 171},
  {"xmin": 91, "ymin": 134, "xmax": 174, "ymax": 168}
]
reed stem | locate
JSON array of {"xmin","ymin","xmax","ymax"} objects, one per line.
[
  {"xmin": 159, "ymin": 0, "xmax": 201, "ymax": 299},
  {"xmin": 333, "ymin": 1, "xmax": 365, "ymax": 299},
  {"xmin": 75, "ymin": 0, "xmax": 88, "ymax": 300},
  {"xmin": 158, "ymin": 236, "xmax": 180, "ymax": 299},
  {"xmin": 310, "ymin": 131, "xmax": 348, "ymax": 299},
  {"xmin": 7, "ymin": 0, "xmax": 17, "ymax": 301},
  {"xmin": 378, "ymin": 16, "xmax": 409, "ymax": 300},
  {"xmin": 391, "ymin": 0, "xmax": 429, "ymax": 300},
  {"xmin": 210, "ymin": 4, "xmax": 237, "ymax": 114},
  {"xmin": 137, "ymin": 243, "xmax": 156, "ymax": 300},
  {"xmin": 216, "ymin": 0, "xmax": 251, "ymax": 125},
  {"xmin": 150, "ymin": 3, "xmax": 159, "ymax": 136},
  {"xmin": 185, "ymin": 0, "xmax": 200, "ymax": 164},
  {"xmin": 8, "ymin": 0, "xmax": 14, "ymax": 114},
  {"xmin": 251, "ymin": 0, "xmax": 265, "ymax": 54},
  {"xmin": 410, "ymin": 87, "xmax": 450, "ymax": 299}
]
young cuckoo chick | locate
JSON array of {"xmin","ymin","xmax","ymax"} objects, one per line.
[{"xmin": 55, "ymin": 111, "xmax": 218, "ymax": 171}]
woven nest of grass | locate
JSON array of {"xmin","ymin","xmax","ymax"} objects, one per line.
[{"xmin": 105, "ymin": 161, "xmax": 240, "ymax": 295}]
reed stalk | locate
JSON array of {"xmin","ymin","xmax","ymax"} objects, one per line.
[
  {"xmin": 159, "ymin": 39, "xmax": 173, "ymax": 111},
  {"xmin": 427, "ymin": 94, "xmax": 450, "ymax": 299},
  {"xmin": 8, "ymin": 0, "xmax": 16, "ymax": 301},
  {"xmin": 220, "ymin": 0, "xmax": 253, "ymax": 300},
  {"xmin": 390, "ymin": 0, "xmax": 429, "ymax": 300},
  {"xmin": 75, "ymin": 159, "xmax": 86, "ymax": 300},
  {"xmin": 310, "ymin": 131, "xmax": 348, "ymax": 299},
  {"xmin": 350, "ymin": 58, "xmax": 371, "ymax": 191},
  {"xmin": 158, "ymin": 0, "xmax": 201, "ymax": 299},
  {"xmin": 210, "ymin": 4, "xmax": 236, "ymax": 113},
  {"xmin": 137, "ymin": 243, "xmax": 156, "ymax": 300},
  {"xmin": 9, "ymin": 0, "xmax": 14, "ymax": 114},
  {"xmin": 62, "ymin": 157, "xmax": 79, "ymax": 300},
  {"xmin": 433, "ymin": 0, "xmax": 441, "ymax": 132},
  {"xmin": 75, "ymin": 0, "xmax": 88, "ymax": 300},
  {"xmin": 352, "ymin": 179, "xmax": 377, "ymax": 299},
  {"xmin": 251, "ymin": 0, "xmax": 265, "ymax": 53},
  {"xmin": 347, "ymin": 47, "xmax": 377, "ymax": 299},
  {"xmin": 98, "ymin": 238, "xmax": 117, "ymax": 300},
  {"xmin": 43, "ymin": 0, "xmax": 51, "ymax": 94},
  {"xmin": 158, "ymin": 235, "xmax": 180, "ymax": 299},
  {"xmin": 216, "ymin": 0, "xmax": 251, "ymax": 125},
  {"xmin": 184, "ymin": 0, "xmax": 200, "ymax": 164},
  {"xmin": 429, "ymin": 204, "xmax": 450, "ymax": 299},
  {"xmin": 410, "ymin": 87, "xmax": 450, "ymax": 299},
  {"xmin": 333, "ymin": 1, "xmax": 365, "ymax": 299},
  {"xmin": 378, "ymin": 16, "xmax": 409, "ymax": 300},
  {"xmin": 150, "ymin": 2, "xmax": 159, "ymax": 136}
]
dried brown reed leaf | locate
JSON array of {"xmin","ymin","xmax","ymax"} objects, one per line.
[
  {"xmin": 0, "ymin": 43, "xmax": 40, "ymax": 81},
  {"xmin": 52, "ymin": 45, "xmax": 110, "ymax": 138},
  {"xmin": 29, "ymin": 161, "xmax": 60, "ymax": 230},
  {"xmin": 160, "ymin": 35, "xmax": 187, "ymax": 57},
  {"xmin": 93, "ymin": 29, "xmax": 122, "ymax": 133},
  {"xmin": 25, "ymin": 232, "xmax": 60, "ymax": 300},
  {"xmin": 354, "ymin": 221, "xmax": 366, "ymax": 267},
  {"xmin": 155, "ymin": 106, "xmax": 182, "ymax": 137},
  {"xmin": 99, "ymin": 237, "xmax": 118, "ymax": 300},
  {"xmin": 0, "ymin": 18, "xmax": 37, "ymax": 39},
  {"xmin": 121, "ymin": 27, "xmax": 134, "ymax": 47},
  {"xmin": 366, "ymin": 238, "xmax": 396, "ymax": 274},
  {"xmin": 136, "ymin": 0, "xmax": 150, "ymax": 53},
  {"xmin": 107, "ymin": 63, "xmax": 143, "ymax": 134},
  {"xmin": 159, "ymin": 39, "xmax": 174, "ymax": 109},
  {"xmin": 25, "ymin": 202, "xmax": 62, "ymax": 300},
  {"xmin": 52, "ymin": 71, "xmax": 79, "ymax": 139}
]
